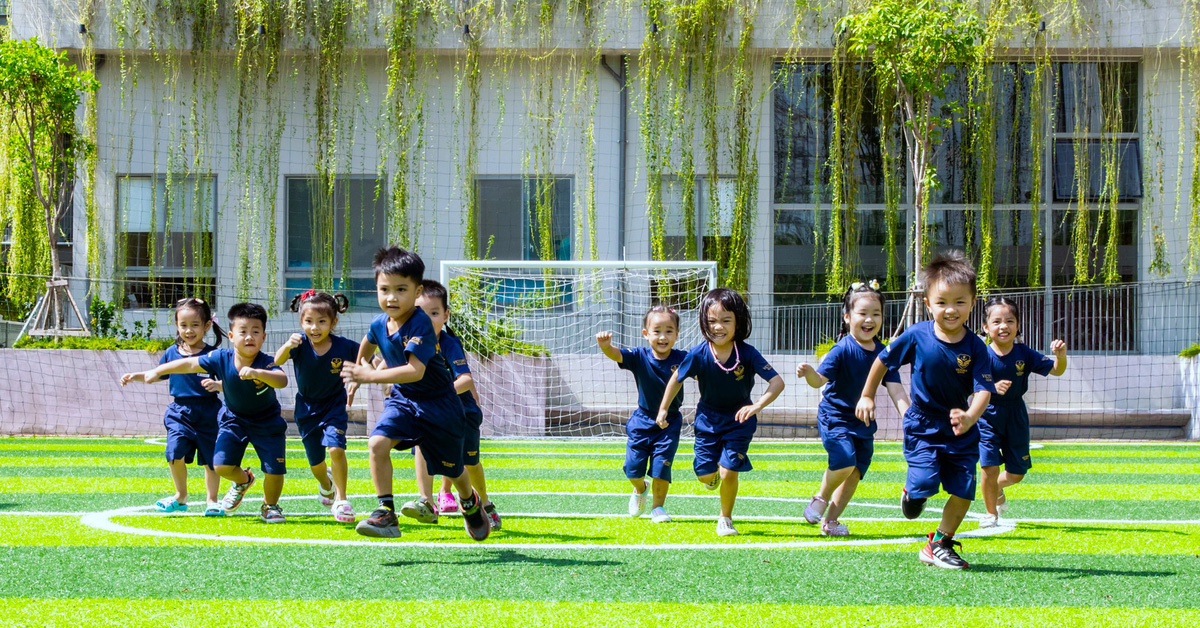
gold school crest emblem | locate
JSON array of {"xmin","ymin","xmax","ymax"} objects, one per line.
[
  {"xmin": 1015, "ymin": 360, "xmax": 1026, "ymax": 376},
  {"xmin": 733, "ymin": 364, "xmax": 745, "ymax": 380},
  {"xmin": 956, "ymin": 354, "xmax": 971, "ymax": 374},
  {"xmin": 330, "ymin": 357, "xmax": 343, "ymax": 374}
]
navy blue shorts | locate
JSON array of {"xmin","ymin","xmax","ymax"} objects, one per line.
[
  {"xmin": 212, "ymin": 408, "xmax": 288, "ymax": 475},
  {"xmin": 624, "ymin": 409, "xmax": 683, "ymax": 482},
  {"xmin": 819, "ymin": 421, "xmax": 874, "ymax": 479},
  {"xmin": 373, "ymin": 391, "xmax": 466, "ymax": 478},
  {"xmin": 693, "ymin": 404, "xmax": 756, "ymax": 477},
  {"xmin": 163, "ymin": 398, "xmax": 221, "ymax": 467},
  {"xmin": 979, "ymin": 404, "xmax": 1033, "ymax": 475},
  {"xmin": 462, "ymin": 407, "xmax": 482, "ymax": 467},
  {"xmin": 295, "ymin": 395, "xmax": 349, "ymax": 467}
]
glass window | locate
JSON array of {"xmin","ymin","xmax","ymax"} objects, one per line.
[
  {"xmin": 476, "ymin": 177, "xmax": 573, "ymax": 261},
  {"xmin": 1052, "ymin": 139, "xmax": 1142, "ymax": 201},
  {"xmin": 117, "ymin": 175, "xmax": 216, "ymax": 308},
  {"xmin": 1056, "ymin": 62, "xmax": 1138, "ymax": 134},
  {"xmin": 286, "ymin": 176, "xmax": 387, "ymax": 271}
]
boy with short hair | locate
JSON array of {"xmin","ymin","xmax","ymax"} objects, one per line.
[
  {"xmin": 857, "ymin": 251, "xmax": 994, "ymax": 569},
  {"xmin": 341, "ymin": 246, "xmax": 490, "ymax": 541},
  {"xmin": 136, "ymin": 302, "xmax": 291, "ymax": 523}
]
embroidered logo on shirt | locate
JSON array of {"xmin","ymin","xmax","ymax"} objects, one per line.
[
  {"xmin": 733, "ymin": 364, "xmax": 745, "ymax": 380},
  {"xmin": 956, "ymin": 354, "xmax": 971, "ymax": 374},
  {"xmin": 670, "ymin": 364, "xmax": 679, "ymax": 373},
  {"xmin": 1015, "ymin": 360, "xmax": 1026, "ymax": 376},
  {"xmin": 330, "ymin": 357, "xmax": 343, "ymax": 374}
]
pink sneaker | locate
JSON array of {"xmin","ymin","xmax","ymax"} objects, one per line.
[
  {"xmin": 821, "ymin": 520, "xmax": 850, "ymax": 537},
  {"xmin": 437, "ymin": 492, "xmax": 459, "ymax": 514},
  {"xmin": 803, "ymin": 496, "xmax": 827, "ymax": 525}
]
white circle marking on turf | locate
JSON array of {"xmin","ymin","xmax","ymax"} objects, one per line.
[{"xmin": 77, "ymin": 492, "xmax": 1015, "ymax": 550}]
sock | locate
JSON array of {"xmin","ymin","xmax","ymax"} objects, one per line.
[
  {"xmin": 932, "ymin": 528, "xmax": 951, "ymax": 542},
  {"xmin": 379, "ymin": 494, "xmax": 394, "ymax": 511},
  {"xmin": 460, "ymin": 490, "xmax": 478, "ymax": 511}
]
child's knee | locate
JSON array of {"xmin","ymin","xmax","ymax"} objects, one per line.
[
  {"xmin": 367, "ymin": 436, "xmax": 392, "ymax": 456},
  {"xmin": 1008, "ymin": 473, "xmax": 1025, "ymax": 484},
  {"xmin": 328, "ymin": 447, "xmax": 347, "ymax": 461}
]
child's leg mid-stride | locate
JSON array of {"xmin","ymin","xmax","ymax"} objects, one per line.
[
  {"xmin": 907, "ymin": 436, "xmax": 977, "ymax": 570},
  {"xmin": 402, "ymin": 447, "xmax": 439, "ymax": 524},
  {"xmin": 166, "ymin": 459, "xmax": 190, "ymax": 505},
  {"xmin": 356, "ymin": 434, "xmax": 403, "ymax": 538},
  {"xmin": 203, "ymin": 465, "xmax": 220, "ymax": 504},
  {"xmin": 693, "ymin": 410, "xmax": 754, "ymax": 537}
]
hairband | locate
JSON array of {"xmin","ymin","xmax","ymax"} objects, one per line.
[
  {"xmin": 299, "ymin": 289, "xmax": 318, "ymax": 301},
  {"xmin": 211, "ymin": 315, "xmax": 218, "ymax": 324}
]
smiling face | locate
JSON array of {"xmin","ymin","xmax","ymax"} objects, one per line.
[
  {"xmin": 642, "ymin": 311, "xmax": 679, "ymax": 358},
  {"xmin": 704, "ymin": 304, "xmax": 737, "ymax": 349},
  {"xmin": 984, "ymin": 304, "xmax": 1019, "ymax": 348},
  {"xmin": 227, "ymin": 316, "xmax": 265, "ymax": 357},
  {"xmin": 924, "ymin": 279, "xmax": 975, "ymax": 336},
  {"xmin": 376, "ymin": 273, "xmax": 420, "ymax": 322},
  {"xmin": 175, "ymin": 307, "xmax": 211, "ymax": 351},
  {"xmin": 416, "ymin": 294, "xmax": 448, "ymax": 337},
  {"xmin": 845, "ymin": 293, "xmax": 883, "ymax": 344},
  {"xmin": 299, "ymin": 304, "xmax": 334, "ymax": 345}
]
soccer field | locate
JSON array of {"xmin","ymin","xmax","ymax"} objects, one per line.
[{"xmin": 1, "ymin": 438, "xmax": 1198, "ymax": 627}]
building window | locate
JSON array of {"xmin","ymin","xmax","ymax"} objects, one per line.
[
  {"xmin": 660, "ymin": 175, "xmax": 736, "ymax": 262},
  {"xmin": 476, "ymin": 177, "xmax": 572, "ymax": 261},
  {"xmin": 285, "ymin": 176, "xmax": 387, "ymax": 306},
  {"xmin": 117, "ymin": 175, "xmax": 216, "ymax": 308}
]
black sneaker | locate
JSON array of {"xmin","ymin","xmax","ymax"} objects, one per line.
[
  {"xmin": 919, "ymin": 532, "xmax": 969, "ymax": 570},
  {"xmin": 460, "ymin": 490, "xmax": 491, "ymax": 541},
  {"xmin": 484, "ymin": 502, "xmax": 502, "ymax": 530},
  {"xmin": 355, "ymin": 507, "xmax": 402, "ymax": 538},
  {"xmin": 901, "ymin": 489, "xmax": 926, "ymax": 520}
]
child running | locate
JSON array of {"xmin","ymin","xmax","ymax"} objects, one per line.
[
  {"xmin": 858, "ymin": 251, "xmax": 994, "ymax": 569},
  {"xmin": 978, "ymin": 296, "xmax": 1067, "ymax": 527},
  {"xmin": 659, "ymin": 288, "xmax": 785, "ymax": 537},
  {"xmin": 340, "ymin": 246, "xmax": 490, "ymax": 541},
  {"xmin": 796, "ymin": 281, "xmax": 910, "ymax": 536},
  {"xmin": 597, "ymin": 305, "xmax": 686, "ymax": 523},
  {"xmin": 404, "ymin": 280, "xmax": 501, "ymax": 530},
  {"xmin": 126, "ymin": 302, "xmax": 290, "ymax": 523},
  {"xmin": 274, "ymin": 290, "xmax": 360, "ymax": 523},
  {"xmin": 120, "ymin": 297, "xmax": 225, "ymax": 516}
]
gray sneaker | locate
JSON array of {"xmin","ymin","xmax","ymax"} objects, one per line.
[
  {"xmin": 259, "ymin": 503, "xmax": 286, "ymax": 524},
  {"xmin": 400, "ymin": 497, "xmax": 438, "ymax": 524}
]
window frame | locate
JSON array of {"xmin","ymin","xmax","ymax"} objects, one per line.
[{"xmin": 475, "ymin": 174, "xmax": 575, "ymax": 262}]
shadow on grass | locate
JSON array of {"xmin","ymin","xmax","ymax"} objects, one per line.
[
  {"xmin": 1020, "ymin": 523, "xmax": 1193, "ymax": 536},
  {"xmin": 971, "ymin": 565, "xmax": 1177, "ymax": 579},
  {"xmin": 0, "ymin": 503, "xmax": 16, "ymax": 511},
  {"xmin": 384, "ymin": 550, "xmax": 623, "ymax": 568}
]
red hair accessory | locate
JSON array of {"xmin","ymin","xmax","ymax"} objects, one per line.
[{"xmin": 300, "ymin": 289, "xmax": 318, "ymax": 301}]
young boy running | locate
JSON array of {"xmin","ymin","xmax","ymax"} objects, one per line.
[
  {"xmin": 341, "ymin": 246, "xmax": 490, "ymax": 541},
  {"xmin": 858, "ymin": 251, "xmax": 994, "ymax": 570}
]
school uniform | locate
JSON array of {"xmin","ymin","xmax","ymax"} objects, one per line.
[
  {"xmin": 439, "ymin": 331, "xmax": 484, "ymax": 466},
  {"xmin": 200, "ymin": 348, "xmax": 288, "ymax": 475},
  {"xmin": 979, "ymin": 344, "xmax": 1054, "ymax": 475},
  {"xmin": 617, "ymin": 346, "xmax": 686, "ymax": 482},
  {"xmin": 815, "ymin": 336, "xmax": 901, "ymax": 478},
  {"xmin": 159, "ymin": 344, "xmax": 221, "ymax": 467},
  {"xmin": 290, "ymin": 334, "xmax": 360, "ymax": 467}
]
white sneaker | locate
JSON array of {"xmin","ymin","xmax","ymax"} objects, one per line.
[
  {"xmin": 996, "ymin": 489, "xmax": 1009, "ymax": 516},
  {"xmin": 333, "ymin": 500, "xmax": 355, "ymax": 523},
  {"xmin": 716, "ymin": 517, "xmax": 738, "ymax": 537},
  {"xmin": 978, "ymin": 513, "xmax": 998, "ymax": 528},
  {"xmin": 649, "ymin": 506, "xmax": 671, "ymax": 523},
  {"xmin": 803, "ymin": 496, "xmax": 827, "ymax": 525},
  {"xmin": 628, "ymin": 485, "xmax": 649, "ymax": 517}
]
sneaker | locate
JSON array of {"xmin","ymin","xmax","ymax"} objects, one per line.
[
  {"xmin": 628, "ymin": 484, "xmax": 649, "ymax": 517},
  {"xmin": 484, "ymin": 502, "xmax": 502, "ymax": 530},
  {"xmin": 153, "ymin": 497, "xmax": 187, "ymax": 513},
  {"xmin": 803, "ymin": 496, "xmax": 828, "ymax": 525},
  {"xmin": 259, "ymin": 503, "xmax": 286, "ymax": 524},
  {"xmin": 650, "ymin": 506, "xmax": 672, "ymax": 523},
  {"xmin": 437, "ymin": 491, "xmax": 459, "ymax": 514},
  {"xmin": 996, "ymin": 489, "xmax": 1008, "ymax": 516},
  {"xmin": 204, "ymin": 502, "xmax": 225, "ymax": 517},
  {"xmin": 355, "ymin": 507, "xmax": 402, "ymax": 538},
  {"xmin": 901, "ymin": 489, "xmax": 926, "ymax": 520},
  {"xmin": 221, "ymin": 468, "xmax": 256, "ymax": 512},
  {"xmin": 333, "ymin": 500, "xmax": 355, "ymax": 523},
  {"xmin": 919, "ymin": 532, "xmax": 970, "ymax": 570},
  {"xmin": 978, "ymin": 513, "xmax": 998, "ymax": 529},
  {"xmin": 821, "ymin": 520, "xmax": 850, "ymax": 537},
  {"xmin": 400, "ymin": 497, "xmax": 438, "ymax": 524},
  {"xmin": 716, "ymin": 516, "xmax": 738, "ymax": 537},
  {"xmin": 460, "ymin": 490, "xmax": 491, "ymax": 541},
  {"xmin": 703, "ymin": 476, "xmax": 721, "ymax": 491},
  {"xmin": 318, "ymin": 468, "xmax": 335, "ymax": 507}
]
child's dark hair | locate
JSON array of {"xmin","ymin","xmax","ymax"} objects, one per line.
[
  {"xmin": 840, "ymin": 280, "xmax": 886, "ymax": 338},
  {"xmin": 419, "ymin": 279, "xmax": 448, "ymax": 311},
  {"xmin": 920, "ymin": 249, "xmax": 977, "ymax": 296},
  {"xmin": 699, "ymin": 288, "xmax": 751, "ymax": 343},
  {"xmin": 984, "ymin": 296, "xmax": 1021, "ymax": 325},
  {"xmin": 373, "ymin": 246, "xmax": 425, "ymax": 281},
  {"xmin": 174, "ymin": 297, "xmax": 223, "ymax": 347},
  {"xmin": 289, "ymin": 290, "xmax": 349, "ymax": 320},
  {"xmin": 227, "ymin": 302, "xmax": 268, "ymax": 329},
  {"xmin": 642, "ymin": 305, "xmax": 680, "ymax": 329}
]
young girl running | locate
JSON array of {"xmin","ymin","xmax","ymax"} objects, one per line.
[
  {"xmin": 597, "ymin": 305, "xmax": 686, "ymax": 523},
  {"xmin": 274, "ymin": 290, "xmax": 360, "ymax": 523},
  {"xmin": 659, "ymin": 288, "xmax": 786, "ymax": 537},
  {"xmin": 121, "ymin": 298, "xmax": 225, "ymax": 515},
  {"xmin": 978, "ymin": 296, "xmax": 1067, "ymax": 527},
  {"xmin": 404, "ymin": 280, "xmax": 501, "ymax": 529},
  {"xmin": 796, "ymin": 281, "xmax": 910, "ymax": 536}
]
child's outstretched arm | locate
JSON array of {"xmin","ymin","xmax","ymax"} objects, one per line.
[
  {"xmin": 795, "ymin": 363, "xmax": 827, "ymax": 389},
  {"xmin": 343, "ymin": 353, "xmax": 425, "ymax": 386},
  {"xmin": 122, "ymin": 357, "xmax": 205, "ymax": 385},
  {"xmin": 1049, "ymin": 339, "xmax": 1068, "ymax": 376},
  {"xmin": 655, "ymin": 375, "xmax": 685, "ymax": 429},
  {"xmin": 274, "ymin": 333, "xmax": 304, "ymax": 366},
  {"xmin": 595, "ymin": 331, "xmax": 622, "ymax": 363},
  {"xmin": 856, "ymin": 357, "xmax": 889, "ymax": 423},
  {"xmin": 884, "ymin": 381, "xmax": 911, "ymax": 417},
  {"xmin": 239, "ymin": 365, "xmax": 287, "ymax": 388},
  {"xmin": 735, "ymin": 375, "xmax": 785, "ymax": 423}
]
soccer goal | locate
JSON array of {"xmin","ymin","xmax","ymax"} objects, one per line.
[{"xmin": 438, "ymin": 260, "xmax": 718, "ymax": 439}]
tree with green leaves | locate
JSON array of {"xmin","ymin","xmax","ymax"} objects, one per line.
[
  {"xmin": 0, "ymin": 36, "xmax": 97, "ymax": 328},
  {"xmin": 838, "ymin": 0, "xmax": 981, "ymax": 281}
]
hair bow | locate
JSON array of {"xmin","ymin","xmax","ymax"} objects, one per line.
[
  {"xmin": 300, "ymin": 289, "xmax": 318, "ymax": 301},
  {"xmin": 850, "ymin": 279, "xmax": 881, "ymax": 291}
]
